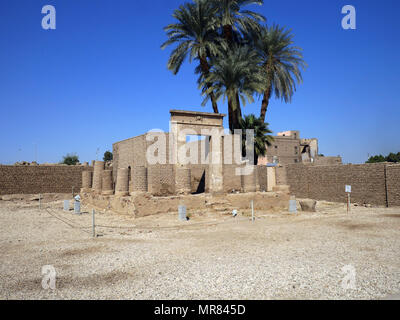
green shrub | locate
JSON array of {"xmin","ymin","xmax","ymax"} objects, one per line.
[
  {"xmin": 103, "ymin": 151, "xmax": 113, "ymax": 162},
  {"xmin": 61, "ymin": 153, "xmax": 79, "ymax": 166},
  {"xmin": 366, "ymin": 152, "xmax": 400, "ymax": 163}
]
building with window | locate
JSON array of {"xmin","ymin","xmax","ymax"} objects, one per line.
[{"xmin": 258, "ymin": 130, "xmax": 341, "ymax": 166}]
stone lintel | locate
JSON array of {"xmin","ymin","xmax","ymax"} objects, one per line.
[{"xmin": 170, "ymin": 110, "xmax": 226, "ymax": 127}]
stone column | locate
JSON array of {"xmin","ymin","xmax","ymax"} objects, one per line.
[
  {"xmin": 115, "ymin": 168, "xmax": 129, "ymax": 197},
  {"xmin": 81, "ymin": 170, "xmax": 92, "ymax": 193},
  {"xmin": 175, "ymin": 165, "xmax": 191, "ymax": 195},
  {"xmin": 102, "ymin": 170, "xmax": 114, "ymax": 195},
  {"xmin": 209, "ymin": 131, "xmax": 224, "ymax": 194},
  {"xmin": 242, "ymin": 165, "xmax": 257, "ymax": 193},
  {"xmin": 132, "ymin": 166, "xmax": 148, "ymax": 193},
  {"xmin": 267, "ymin": 167, "xmax": 276, "ymax": 192},
  {"xmin": 255, "ymin": 166, "xmax": 261, "ymax": 192},
  {"xmin": 92, "ymin": 161, "xmax": 104, "ymax": 193}
]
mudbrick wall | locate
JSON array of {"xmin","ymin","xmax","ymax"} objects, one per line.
[
  {"xmin": 223, "ymin": 165, "xmax": 243, "ymax": 193},
  {"xmin": 146, "ymin": 164, "xmax": 259, "ymax": 195},
  {"xmin": 285, "ymin": 163, "xmax": 400, "ymax": 207},
  {"xmin": 275, "ymin": 166, "xmax": 287, "ymax": 185},
  {"xmin": 0, "ymin": 165, "xmax": 93, "ymax": 195},
  {"xmin": 386, "ymin": 164, "xmax": 400, "ymax": 207},
  {"xmin": 148, "ymin": 164, "xmax": 176, "ymax": 196}
]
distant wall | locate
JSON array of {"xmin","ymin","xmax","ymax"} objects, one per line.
[
  {"xmin": 387, "ymin": 164, "xmax": 400, "ymax": 207},
  {"xmin": 265, "ymin": 136, "xmax": 301, "ymax": 165},
  {"xmin": 0, "ymin": 165, "xmax": 93, "ymax": 195},
  {"xmin": 284, "ymin": 163, "xmax": 400, "ymax": 207},
  {"xmin": 313, "ymin": 156, "xmax": 342, "ymax": 166},
  {"xmin": 276, "ymin": 166, "xmax": 287, "ymax": 185}
]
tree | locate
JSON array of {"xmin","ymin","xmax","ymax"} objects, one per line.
[
  {"xmin": 386, "ymin": 152, "xmax": 400, "ymax": 163},
  {"xmin": 62, "ymin": 153, "xmax": 79, "ymax": 166},
  {"xmin": 103, "ymin": 151, "xmax": 113, "ymax": 162},
  {"xmin": 366, "ymin": 155, "xmax": 386, "ymax": 163},
  {"xmin": 161, "ymin": 0, "xmax": 224, "ymax": 113},
  {"xmin": 162, "ymin": 1, "xmax": 307, "ymax": 131},
  {"xmin": 366, "ymin": 152, "xmax": 400, "ymax": 163},
  {"xmin": 239, "ymin": 114, "xmax": 274, "ymax": 165},
  {"xmin": 200, "ymin": 45, "xmax": 264, "ymax": 132},
  {"xmin": 253, "ymin": 24, "xmax": 306, "ymax": 122},
  {"xmin": 211, "ymin": 0, "xmax": 265, "ymax": 44},
  {"xmin": 211, "ymin": 0, "xmax": 265, "ymax": 127}
]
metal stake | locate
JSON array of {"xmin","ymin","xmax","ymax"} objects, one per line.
[
  {"xmin": 251, "ymin": 200, "xmax": 254, "ymax": 223},
  {"xmin": 347, "ymin": 194, "xmax": 351, "ymax": 214},
  {"xmin": 92, "ymin": 209, "xmax": 96, "ymax": 238},
  {"xmin": 39, "ymin": 194, "xmax": 41, "ymax": 210}
]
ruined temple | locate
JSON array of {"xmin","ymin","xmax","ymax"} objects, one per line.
[{"xmin": 80, "ymin": 110, "xmax": 289, "ymax": 217}]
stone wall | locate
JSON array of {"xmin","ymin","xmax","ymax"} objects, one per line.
[
  {"xmin": 223, "ymin": 165, "xmax": 242, "ymax": 193},
  {"xmin": 0, "ymin": 165, "xmax": 93, "ymax": 195},
  {"xmin": 147, "ymin": 164, "xmax": 175, "ymax": 196},
  {"xmin": 112, "ymin": 134, "xmax": 148, "ymax": 183},
  {"xmin": 82, "ymin": 191, "xmax": 290, "ymax": 218},
  {"xmin": 113, "ymin": 132, "xmax": 257, "ymax": 196},
  {"xmin": 276, "ymin": 166, "xmax": 287, "ymax": 185},
  {"xmin": 256, "ymin": 166, "xmax": 268, "ymax": 192},
  {"xmin": 386, "ymin": 164, "xmax": 400, "ymax": 207},
  {"xmin": 284, "ymin": 163, "xmax": 400, "ymax": 207},
  {"xmin": 313, "ymin": 156, "xmax": 343, "ymax": 166},
  {"xmin": 113, "ymin": 129, "xmax": 279, "ymax": 196},
  {"xmin": 264, "ymin": 136, "xmax": 302, "ymax": 165}
]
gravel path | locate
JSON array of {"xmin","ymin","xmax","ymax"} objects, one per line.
[{"xmin": 0, "ymin": 198, "xmax": 399, "ymax": 300}]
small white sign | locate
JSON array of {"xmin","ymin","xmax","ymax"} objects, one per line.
[{"xmin": 345, "ymin": 185, "xmax": 352, "ymax": 193}]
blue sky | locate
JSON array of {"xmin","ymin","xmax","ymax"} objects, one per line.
[{"xmin": 0, "ymin": 0, "xmax": 399, "ymax": 164}]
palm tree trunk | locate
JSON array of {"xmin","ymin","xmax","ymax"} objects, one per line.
[
  {"xmin": 199, "ymin": 55, "xmax": 219, "ymax": 114},
  {"xmin": 234, "ymin": 94, "xmax": 242, "ymax": 130},
  {"xmin": 260, "ymin": 84, "xmax": 272, "ymax": 123},
  {"xmin": 209, "ymin": 92, "xmax": 219, "ymax": 114},
  {"xmin": 223, "ymin": 25, "xmax": 243, "ymax": 129},
  {"xmin": 223, "ymin": 25, "xmax": 234, "ymax": 44},
  {"xmin": 254, "ymin": 154, "xmax": 259, "ymax": 166},
  {"xmin": 223, "ymin": 24, "xmax": 241, "ymax": 130},
  {"xmin": 228, "ymin": 98, "xmax": 234, "ymax": 133}
]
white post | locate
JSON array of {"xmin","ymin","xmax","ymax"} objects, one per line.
[
  {"xmin": 345, "ymin": 185, "xmax": 352, "ymax": 214},
  {"xmin": 39, "ymin": 194, "xmax": 41, "ymax": 210}
]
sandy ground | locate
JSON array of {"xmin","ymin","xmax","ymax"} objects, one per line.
[{"xmin": 0, "ymin": 195, "xmax": 399, "ymax": 300}]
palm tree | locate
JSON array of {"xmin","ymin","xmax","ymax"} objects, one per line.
[
  {"xmin": 254, "ymin": 24, "xmax": 306, "ymax": 122},
  {"xmin": 211, "ymin": 0, "xmax": 265, "ymax": 43},
  {"xmin": 240, "ymin": 114, "xmax": 274, "ymax": 165},
  {"xmin": 161, "ymin": 0, "xmax": 225, "ymax": 113},
  {"xmin": 200, "ymin": 45, "xmax": 264, "ymax": 132},
  {"xmin": 210, "ymin": 0, "xmax": 266, "ymax": 127}
]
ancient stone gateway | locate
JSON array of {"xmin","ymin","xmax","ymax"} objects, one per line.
[
  {"xmin": 170, "ymin": 110, "xmax": 225, "ymax": 194},
  {"xmin": 79, "ymin": 109, "xmax": 294, "ymax": 217},
  {"xmin": 111, "ymin": 109, "xmax": 259, "ymax": 196}
]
